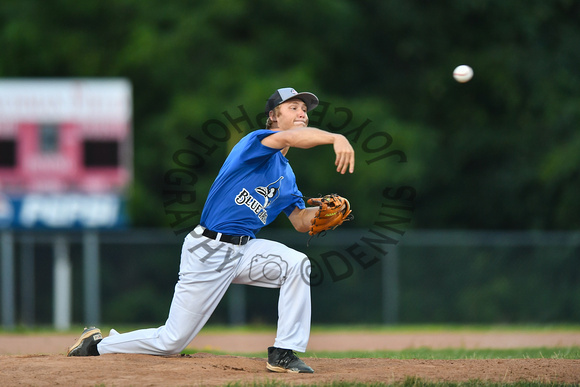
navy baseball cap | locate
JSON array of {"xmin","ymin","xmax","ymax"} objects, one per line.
[{"xmin": 265, "ymin": 87, "xmax": 319, "ymax": 114}]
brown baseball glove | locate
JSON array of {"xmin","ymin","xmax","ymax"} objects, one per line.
[{"xmin": 307, "ymin": 194, "xmax": 353, "ymax": 237}]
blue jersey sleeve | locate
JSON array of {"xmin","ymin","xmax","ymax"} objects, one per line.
[{"xmin": 282, "ymin": 180, "xmax": 306, "ymax": 217}]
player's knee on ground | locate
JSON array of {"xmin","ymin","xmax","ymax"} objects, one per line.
[{"xmin": 159, "ymin": 333, "xmax": 191, "ymax": 355}]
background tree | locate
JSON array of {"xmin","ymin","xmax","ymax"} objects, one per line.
[{"xmin": 1, "ymin": 0, "xmax": 578, "ymax": 230}]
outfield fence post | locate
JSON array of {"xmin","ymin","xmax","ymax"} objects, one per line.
[
  {"xmin": 1, "ymin": 230, "xmax": 15, "ymax": 329},
  {"xmin": 382, "ymin": 246, "xmax": 399, "ymax": 324},
  {"xmin": 83, "ymin": 230, "xmax": 101, "ymax": 326},
  {"xmin": 53, "ymin": 234, "xmax": 71, "ymax": 331},
  {"xmin": 20, "ymin": 233, "xmax": 36, "ymax": 326}
]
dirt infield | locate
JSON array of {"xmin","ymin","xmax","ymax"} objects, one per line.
[{"xmin": 1, "ymin": 330, "xmax": 579, "ymax": 386}]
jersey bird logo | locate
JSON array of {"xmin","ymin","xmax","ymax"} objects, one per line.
[
  {"xmin": 255, "ymin": 176, "xmax": 284, "ymax": 209},
  {"xmin": 235, "ymin": 176, "xmax": 284, "ymax": 224}
]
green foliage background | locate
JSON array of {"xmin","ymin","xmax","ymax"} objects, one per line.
[
  {"xmin": 2, "ymin": 0, "xmax": 579, "ymax": 231},
  {"xmin": 2, "ymin": 1, "xmax": 580, "ymax": 325}
]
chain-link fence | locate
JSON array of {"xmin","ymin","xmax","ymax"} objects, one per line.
[{"xmin": 1, "ymin": 228, "xmax": 579, "ymax": 329}]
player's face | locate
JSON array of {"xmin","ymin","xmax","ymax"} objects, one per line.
[{"xmin": 273, "ymin": 99, "xmax": 308, "ymax": 130}]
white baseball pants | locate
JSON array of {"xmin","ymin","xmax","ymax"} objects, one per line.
[{"xmin": 97, "ymin": 225, "xmax": 312, "ymax": 355}]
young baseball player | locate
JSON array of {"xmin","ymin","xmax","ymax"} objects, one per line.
[{"xmin": 67, "ymin": 87, "xmax": 355, "ymax": 373}]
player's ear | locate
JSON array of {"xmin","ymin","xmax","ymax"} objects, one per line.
[{"xmin": 268, "ymin": 110, "xmax": 277, "ymax": 122}]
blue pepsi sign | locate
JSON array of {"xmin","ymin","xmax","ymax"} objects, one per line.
[{"xmin": 0, "ymin": 193, "xmax": 127, "ymax": 229}]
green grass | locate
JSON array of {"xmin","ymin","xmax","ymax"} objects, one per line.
[
  {"xmin": 304, "ymin": 347, "xmax": 580, "ymax": 360},
  {"xmin": 182, "ymin": 346, "xmax": 580, "ymax": 360},
  {"xmin": 182, "ymin": 327, "xmax": 580, "ymax": 386},
  {"xmin": 187, "ymin": 342, "xmax": 580, "ymax": 387}
]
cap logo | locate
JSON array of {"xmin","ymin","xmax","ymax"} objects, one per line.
[{"xmin": 291, "ymin": 89, "xmax": 298, "ymax": 95}]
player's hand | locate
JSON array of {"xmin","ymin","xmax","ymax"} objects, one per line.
[{"xmin": 333, "ymin": 134, "xmax": 355, "ymax": 174}]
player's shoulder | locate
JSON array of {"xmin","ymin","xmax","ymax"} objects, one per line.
[
  {"xmin": 251, "ymin": 128, "xmax": 277, "ymax": 139},
  {"xmin": 230, "ymin": 130, "xmax": 278, "ymax": 154},
  {"xmin": 237, "ymin": 129, "xmax": 277, "ymax": 145}
]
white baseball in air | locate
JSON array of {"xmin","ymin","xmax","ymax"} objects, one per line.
[{"xmin": 453, "ymin": 65, "xmax": 474, "ymax": 83}]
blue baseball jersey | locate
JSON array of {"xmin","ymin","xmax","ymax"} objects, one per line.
[{"xmin": 200, "ymin": 129, "xmax": 305, "ymax": 238}]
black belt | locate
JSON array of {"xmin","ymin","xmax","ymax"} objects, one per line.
[{"xmin": 202, "ymin": 229, "xmax": 251, "ymax": 246}]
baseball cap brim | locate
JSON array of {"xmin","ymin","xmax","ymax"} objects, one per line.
[{"xmin": 265, "ymin": 87, "xmax": 319, "ymax": 114}]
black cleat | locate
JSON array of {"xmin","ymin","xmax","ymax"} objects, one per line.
[
  {"xmin": 67, "ymin": 327, "xmax": 102, "ymax": 357},
  {"xmin": 266, "ymin": 346, "xmax": 314, "ymax": 373}
]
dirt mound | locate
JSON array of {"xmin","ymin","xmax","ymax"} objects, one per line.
[
  {"xmin": 0, "ymin": 353, "xmax": 578, "ymax": 386},
  {"xmin": 1, "ymin": 331, "xmax": 579, "ymax": 386}
]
